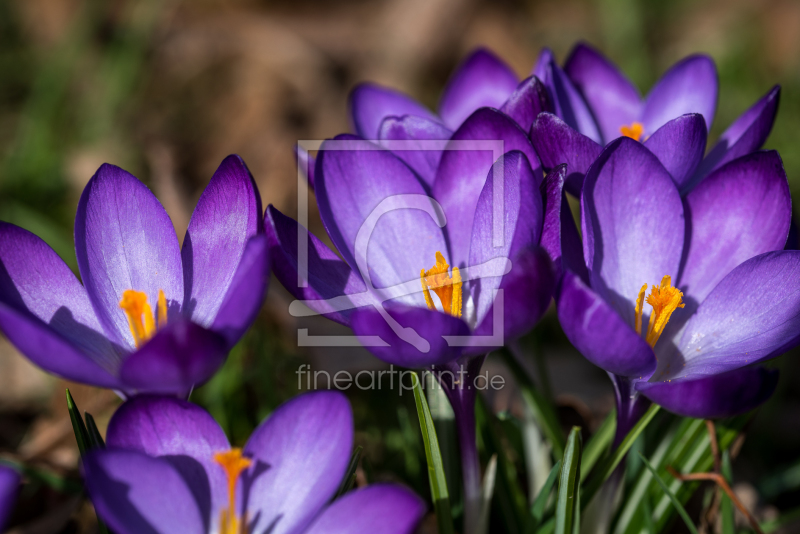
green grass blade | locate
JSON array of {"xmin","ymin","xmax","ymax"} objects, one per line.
[
  {"xmin": 720, "ymin": 451, "xmax": 735, "ymax": 534},
  {"xmin": 580, "ymin": 409, "xmax": 616, "ymax": 482},
  {"xmin": 531, "ymin": 460, "xmax": 562, "ymax": 527},
  {"xmin": 638, "ymin": 452, "xmax": 699, "ymax": 534},
  {"xmin": 412, "ymin": 372, "xmax": 455, "ymax": 534},
  {"xmin": 84, "ymin": 412, "xmax": 106, "ymax": 450},
  {"xmin": 334, "ymin": 446, "xmax": 363, "ymax": 499},
  {"xmin": 582, "ymin": 404, "xmax": 660, "ymax": 508},
  {"xmin": 66, "ymin": 389, "xmax": 90, "ymax": 456},
  {"xmin": 555, "ymin": 427, "xmax": 582, "ymax": 534}
]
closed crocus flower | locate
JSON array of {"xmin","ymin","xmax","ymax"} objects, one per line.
[
  {"xmin": 531, "ymin": 42, "xmax": 779, "ymax": 195},
  {"xmin": 0, "ymin": 156, "xmax": 270, "ymax": 397},
  {"xmin": 557, "ymin": 137, "xmax": 800, "ymax": 436},
  {"xmin": 82, "ymin": 392, "xmax": 425, "ymax": 534},
  {"xmin": 0, "ymin": 465, "xmax": 20, "ymax": 531}
]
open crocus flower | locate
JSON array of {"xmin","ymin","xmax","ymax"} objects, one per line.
[
  {"xmin": 531, "ymin": 42, "xmax": 780, "ymax": 195},
  {"xmin": 0, "ymin": 465, "xmax": 20, "ymax": 531},
  {"xmin": 0, "ymin": 155, "xmax": 269, "ymax": 396},
  {"xmin": 82, "ymin": 391, "xmax": 425, "ymax": 534},
  {"xmin": 557, "ymin": 137, "xmax": 800, "ymax": 434}
]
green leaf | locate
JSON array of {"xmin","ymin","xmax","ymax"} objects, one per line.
[
  {"xmin": 637, "ymin": 452, "xmax": 699, "ymax": 534},
  {"xmin": 84, "ymin": 412, "xmax": 106, "ymax": 450},
  {"xmin": 720, "ymin": 451, "xmax": 735, "ymax": 534},
  {"xmin": 580, "ymin": 409, "xmax": 616, "ymax": 482},
  {"xmin": 66, "ymin": 389, "xmax": 90, "ymax": 457},
  {"xmin": 412, "ymin": 372, "xmax": 455, "ymax": 534},
  {"xmin": 530, "ymin": 460, "xmax": 561, "ymax": 528},
  {"xmin": 334, "ymin": 446, "xmax": 363, "ymax": 499},
  {"xmin": 555, "ymin": 427, "xmax": 582, "ymax": 534},
  {"xmin": 581, "ymin": 404, "xmax": 660, "ymax": 508}
]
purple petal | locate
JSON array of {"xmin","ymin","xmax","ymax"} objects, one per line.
[
  {"xmin": 468, "ymin": 152, "xmax": 543, "ymax": 326},
  {"xmin": 350, "ymin": 303, "xmax": 469, "ymax": 367},
  {"xmin": 499, "ymin": 76, "xmax": 552, "ymax": 133},
  {"xmin": 75, "ymin": 164, "xmax": 184, "ymax": 351},
  {"xmin": 641, "ymin": 55, "xmax": 718, "ymax": 135},
  {"xmin": 557, "ymin": 270, "xmax": 656, "ymax": 378},
  {"xmin": 0, "ymin": 222, "xmax": 121, "ymax": 387},
  {"xmin": 297, "ymin": 145, "xmax": 316, "ymax": 189},
  {"xmin": 539, "ymin": 164, "xmax": 567, "ymax": 275},
  {"xmin": 83, "ymin": 449, "xmax": 205, "ymax": 534},
  {"xmin": 690, "ymin": 85, "xmax": 781, "ymax": 189},
  {"xmin": 636, "ymin": 366, "xmax": 778, "ymax": 419},
  {"xmin": 265, "ymin": 205, "xmax": 367, "ymax": 326},
  {"xmin": 118, "ymin": 321, "xmax": 228, "ymax": 395},
  {"xmin": 349, "ymin": 83, "xmax": 438, "ymax": 139},
  {"xmin": 536, "ymin": 48, "xmax": 602, "ymax": 144},
  {"xmin": 243, "ymin": 391, "xmax": 353, "ymax": 534},
  {"xmin": 378, "ymin": 115, "xmax": 453, "ymax": 188},
  {"xmin": 316, "ymin": 135, "xmax": 447, "ymax": 307},
  {"xmin": 304, "ymin": 484, "xmax": 426, "ymax": 534},
  {"xmin": 530, "ymin": 112, "xmax": 602, "ymax": 195},
  {"xmin": 433, "ymin": 108, "xmax": 541, "ymax": 267},
  {"xmin": 438, "ymin": 48, "xmax": 519, "ymax": 130},
  {"xmin": 182, "ymin": 155, "xmax": 263, "ymax": 331},
  {"xmin": 643, "ymin": 113, "xmax": 707, "ymax": 189},
  {"xmin": 668, "ymin": 251, "xmax": 800, "ymax": 378},
  {"xmin": 582, "ymin": 138, "xmax": 684, "ymax": 324},
  {"xmin": 209, "ymin": 235, "xmax": 270, "ymax": 348},
  {"xmin": 106, "ymin": 395, "xmax": 230, "ymax": 527},
  {"xmin": 0, "ymin": 465, "xmax": 20, "ymax": 531},
  {"xmin": 563, "ymin": 42, "xmax": 642, "ymax": 144},
  {"xmin": 680, "ymin": 151, "xmax": 791, "ymax": 304}
]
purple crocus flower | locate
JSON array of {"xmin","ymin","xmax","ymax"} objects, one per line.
[
  {"xmin": 82, "ymin": 391, "xmax": 425, "ymax": 534},
  {"xmin": 531, "ymin": 42, "xmax": 780, "ymax": 195},
  {"xmin": 0, "ymin": 156, "xmax": 270, "ymax": 397},
  {"xmin": 557, "ymin": 137, "xmax": 800, "ymax": 436},
  {"xmin": 0, "ymin": 465, "xmax": 20, "ymax": 531}
]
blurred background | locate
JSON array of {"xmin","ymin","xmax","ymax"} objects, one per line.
[{"xmin": 1, "ymin": 0, "xmax": 800, "ymax": 532}]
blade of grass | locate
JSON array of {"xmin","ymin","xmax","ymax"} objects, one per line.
[
  {"xmin": 638, "ymin": 452, "xmax": 699, "ymax": 534},
  {"xmin": 580, "ymin": 409, "xmax": 616, "ymax": 482},
  {"xmin": 412, "ymin": 372, "xmax": 455, "ymax": 534},
  {"xmin": 66, "ymin": 389, "xmax": 90, "ymax": 456},
  {"xmin": 529, "ymin": 460, "xmax": 562, "ymax": 530},
  {"xmin": 334, "ymin": 446, "xmax": 363, "ymax": 499},
  {"xmin": 555, "ymin": 427, "xmax": 582, "ymax": 534},
  {"xmin": 84, "ymin": 412, "xmax": 106, "ymax": 450},
  {"xmin": 720, "ymin": 451, "xmax": 735, "ymax": 534}
]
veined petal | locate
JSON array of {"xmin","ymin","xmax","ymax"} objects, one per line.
[
  {"xmin": 83, "ymin": 449, "xmax": 206, "ymax": 534},
  {"xmin": 296, "ymin": 145, "xmax": 316, "ymax": 190},
  {"xmin": 642, "ymin": 54, "xmax": 718, "ymax": 135},
  {"xmin": 75, "ymin": 164, "xmax": 184, "ymax": 350},
  {"xmin": 636, "ymin": 366, "xmax": 778, "ymax": 419},
  {"xmin": 304, "ymin": 484, "xmax": 426, "ymax": 534},
  {"xmin": 349, "ymin": 83, "xmax": 438, "ymax": 140},
  {"xmin": 243, "ymin": 391, "xmax": 353, "ymax": 534},
  {"xmin": 499, "ymin": 75, "xmax": 552, "ymax": 133},
  {"xmin": 106, "ymin": 396, "xmax": 230, "ymax": 530},
  {"xmin": 564, "ymin": 42, "xmax": 642, "ymax": 144},
  {"xmin": 182, "ymin": 155, "xmax": 263, "ymax": 331},
  {"xmin": 643, "ymin": 113, "xmax": 707, "ymax": 189},
  {"xmin": 378, "ymin": 115, "xmax": 453, "ymax": 188},
  {"xmin": 438, "ymin": 48, "xmax": 519, "ymax": 130}
]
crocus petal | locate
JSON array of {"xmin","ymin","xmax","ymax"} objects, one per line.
[
  {"xmin": 297, "ymin": 145, "xmax": 316, "ymax": 189},
  {"xmin": 243, "ymin": 391, "xmax": 353, "ymax": 534},
  {"xmin": 539, "ymin": 164, "xmax": 567, "ymax": 274},
  {"xmin": 641, "ymin": 54, "xmax": 718, "ymax": 135},
  {"xmin": 536, "ymin": 48, "xmax": 602, "ymax": 144},
  {"xmin": 0, "ymin": 222, "xmax": 121, "ymax": 386},
  {"xmin": 349, "ymin": 83, "xmax": 438, "ymax": 140},
  {"xmin": 264, "ymin": 205, "xmax": 367, "ymax": 326},
  {"xmin": 690, "ymin": 85, "xmax": 781, "ymax": 189},
  {"xmin": 118, "ymin": 321, "xmax": 228, "ymax": 395},
  {"xmin": 350, "ymin": 303, "xmax": 469, "ymax": 367},
  {"xmin": 304, "ymin": 484, "xmax": 426, "ymax": 534},
  {"xmin": 563, "ymin": 42, "xmax": 642, "ymax": 144},
  {"xmin": 438, "ymin": 48, "xmax": 519, "ymax": 130},
  {"xmin": 316, "ymin": 135, "xmax": 447, "ymax": 306},
  {"xmin": 433, "ymin": 108, "xmax": 541, "ymax": 267},
  {"xmin": 670, "ymin": 251, "xmax": 800, "ymax": 378},
  {"xmin": 582, "ymin": 138, "xmax": 684, "ymax": 324},
  {"xmin": 209, "ymin": 235, "xmax": 270, "ymax": 348},
  {"xmin": 499, "ymin": 76, "xmax": 552, "ymax": 133},
  {"xmin": 530, "ymin": 112, "xmax": 602, "ymax": 195},
  {"xmin": 557, "ymin": 270, "xmax": 656, "ymax": 378},
  {"xmin": 182, "ymin": 155, "xmax": 263, "ymax": 331},
  {"xmin": 75, "ymin": 164, "xmax": 184, "ymax": 351},
  {"xmin": 378, "ymin": 115, "xmax": 453, "ymax": 188},
  {"xmin": 0, "ymin": 465, "xmax": 20, "ymax": 531},
  {"xmin": 680, "ymin": 151, "xmax": 791, "ymax": 303},
  {"xmin": 643, "ymin": 113, "xmax": 707, "ymax": 188},
  {"xmin": 636, "ymin": 366, "xmax": 779, "ymax": 419},
  {"xmin": 83, "ymin": 449, "xmax": 205, "ymax": 534},
  {"xmin": 468, "ymin": 151, "xmax": 543, "ymax": 326},
  {"xmin": 106, "ymin": 395, "xmax": 230, "ymax": 528}
]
